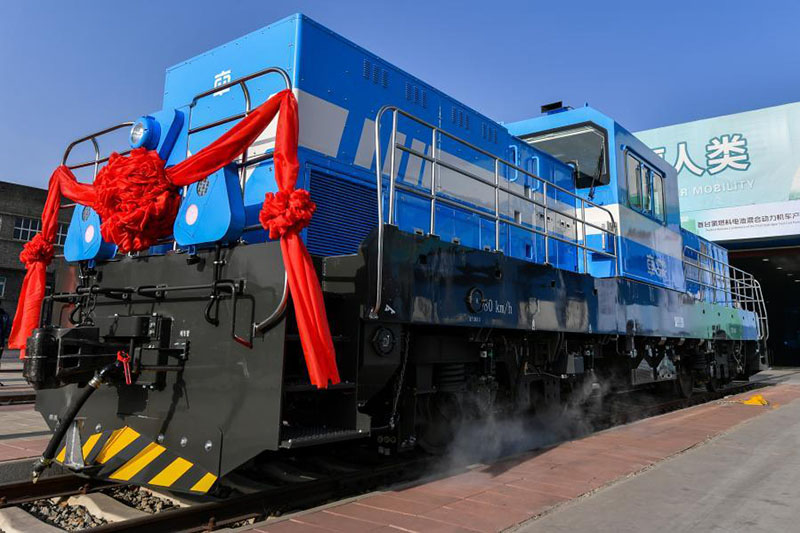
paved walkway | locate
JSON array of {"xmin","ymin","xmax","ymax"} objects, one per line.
[
  {"xmin": 242, "ymin": 374, "xmax": 800, "ymax": 533},
  {"xmin": 517, "ymin": 372, "xmax": 800, "ymax": 532},
  {"xmin": 0, "ymin": 352, "xmax": 48, "ymax": 463},
  {"xmin": 0, "ymin": 404, "xmax": 49, "ymax": 462}
]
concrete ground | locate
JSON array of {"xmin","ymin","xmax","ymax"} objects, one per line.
[
  {"xmin": 0, "ymin": 349, "xmax": 54, "ymax": 482},
  {"xmin": 0, "ymin": 349, "xmax": 24, "ymax": 388},
  {"xmin": 516, "ymin": 370, "xmax": 800, "ymax": 533}
]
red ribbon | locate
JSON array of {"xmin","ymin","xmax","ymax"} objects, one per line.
[{"xmin": 9, "ymin": 90, "xmax": 340, "ymax": 388}]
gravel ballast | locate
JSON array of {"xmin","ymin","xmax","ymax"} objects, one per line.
[
  {"xmin": 19, "ymin": 499, "xmax": 107, "ymax": 531},
  {"xmin": 105, "ymin": 486, "xmax": 177, "ymax": 514}
]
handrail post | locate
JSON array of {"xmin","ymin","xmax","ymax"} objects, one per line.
[
  {"xmin": 90, "ymin": 138, "xmax": 100, "ymax": 180},
  {"xmin": 430, "ymin": 127, "xmax": 437, "ymax": 234},
  {"xmin": 581, "ymin": 199, "xmax": 587, "ymax": 274},
  {"xmin": 543, "ymin": 182, "xmax": 549, "ymax": 264},
  {"xmin": 388, "ymin": 110, "xmax": 398, "ymax": 226},
  {"xmin": 239, "ymin": 81, "xmax": 252, "ymax": 200},
  {"xmin": 494, "ymin": 159, "xmax": 500, "ymax": 251},
  {"xmin": 370, "ymin": 106, "xmax": 389, "ymax": 319}
]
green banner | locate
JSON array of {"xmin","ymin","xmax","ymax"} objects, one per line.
[{"xmin": 637, "ymin": 102, "xmax": 800, "ymax": 241}]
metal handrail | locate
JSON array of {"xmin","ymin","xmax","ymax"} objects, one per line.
[
  {"xmin": 185, "ymin": 66, "xmax": 292, "ymax": 194},
  {"xmin": 62, "ymin": 122, "xmax": 135, "ymax": 174},
  {"xmin": 370, "ymin": 105, "xmax": 619, "ymax": 319},
  {"xmin": 682, "ymin": 245, "xmax": 769, "ymax": 341},
  {"xmin": 184, "ymin": 66, "xmax": 293, "ymax": 334}
]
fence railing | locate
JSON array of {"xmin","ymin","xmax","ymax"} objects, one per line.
[
  {"xmin": 682, "ymin": 245, "xmax": 769, "ymax": 340},
  {"xmin": 370, "ymin": 105, "xmax": 618, "ymax": 318}
]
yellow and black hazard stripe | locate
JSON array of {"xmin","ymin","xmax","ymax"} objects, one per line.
[{"xmin": 56, "ymin": 426, "xmax": 217, "ymax": 494}]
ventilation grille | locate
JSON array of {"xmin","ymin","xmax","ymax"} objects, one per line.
[
  {"xmin": 306, "ymin": 172, "xmax": 377, "ymax": 256},
  {"xmin": 362, "ymin": 59, "xmax": 389, "ymax": 88},
  {"xmin": 196, "ymin": 178, "xmax": 210, "ymax": 196},
  {"xmin": 451, "ymin": 107, "xmax": 470, "ymax": 130},
  {"xmin": 404, "ymin": 82, "xmax": 428, "ymax": 108},
  {"xmin": 481, "ymin": 123, "xmax": 498, "ymax": 143}
]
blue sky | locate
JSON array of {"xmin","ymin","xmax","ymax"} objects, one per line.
[{"xmin": 1, "ymin": 0, "xmax": 798, "ymax": 187}]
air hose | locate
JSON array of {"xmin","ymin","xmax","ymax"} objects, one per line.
[{"xmin": 31, "ymin": 361, "xmax": 120, "ymax": 483}]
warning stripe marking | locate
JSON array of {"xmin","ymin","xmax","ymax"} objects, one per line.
[
  {"xmin": 96, "ymin": 427, "xmax": 140, "ymax": 464},
  {"xmin": 50, "ymin": 425, "xmax": 218, "ymax": 494},
  {"xmin": 190, "ymin": 472, "xmax": 218, "ymax": 493},
  {"xmin": 148, "ymin": 457, "xmax": 193, "ymax": 487},
  {"xmin": 81, "ymin": 433, "xmax": 102, "ymax": 460},
  {"xmin": 109, "ymin": 442, "xmax": 165, "ymax": 481}
]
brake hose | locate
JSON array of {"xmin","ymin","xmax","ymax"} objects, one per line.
[{"xmin": 31, "ymin": 361, "xmax": 121, "ymax": 483}]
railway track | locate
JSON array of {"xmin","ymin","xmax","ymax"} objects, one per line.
[
  {"xmin": 0, "ymin": 379, "xmax": 773, "ymax": 532},
  {"xmin": 0, "ymin": 475, "xmax": 119, "ymax": 508},
  {"xmin": 0, "ymin": 386, "xmax": 36, "ymax": 406}
]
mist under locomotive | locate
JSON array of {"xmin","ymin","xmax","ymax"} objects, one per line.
[{"xmin": 18, "ymin": 14, "xmax": 767, "ymax": 495}]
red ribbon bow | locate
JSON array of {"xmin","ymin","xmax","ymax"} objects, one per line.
[
  {"xmin": 19, "ymin": 234, "xmax": 55, "ymax": 268},
  {"xmin": 259, "ymin": 189, "xmax": 316, "ymax": 240}
]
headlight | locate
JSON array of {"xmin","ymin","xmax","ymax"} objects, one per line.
[
  {"xmin": 129, "ymin": 122, "xmax": 146, "ymax": 146},
  {"xmin": 129, "ymin": 116, "xmax": 160, "ymax": 149}
]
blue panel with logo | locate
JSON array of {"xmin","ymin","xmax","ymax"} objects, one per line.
[
  {"xmin": 64, "ymin": 205, "xmax": 117, "ymax": 262},
  {"xmin": 173, "ymin": 164, "xmax": 244, "ymax": 247}
]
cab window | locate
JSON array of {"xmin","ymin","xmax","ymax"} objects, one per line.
[
  {"xmin": 521, "ymin": 123, "xmax": 609, "ymax": 189},
  {"xmin": 652, "ymin": 171, "xmax": 665, "ymax": 221},
  {"xmin": 626, "ymin": 153, "xmax": 642, "ymax": 209},
  {"xmin": 641, "ymin": 167, "xmax": 652, "ymax": 213},
  {"xmin": 625, "ymin": 150, "xmax": 666, "ymax": 223}
]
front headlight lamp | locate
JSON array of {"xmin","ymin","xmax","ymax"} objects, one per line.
[{"xmin": 129, "ymin": 116, "xmax": 160, "ymax": 150}]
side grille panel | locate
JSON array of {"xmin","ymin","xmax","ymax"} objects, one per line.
[{"xmin": 306, "ymin": 172, "xmax": 377, "ymax": 256}]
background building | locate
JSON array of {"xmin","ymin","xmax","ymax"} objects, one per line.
[
  {"xmin": 637, "ymin": 102, "xmax": 800, "ymax": 365},
  {"xmin": 0, "ymin": 181, "xmax": 70, "ymax": 322}
]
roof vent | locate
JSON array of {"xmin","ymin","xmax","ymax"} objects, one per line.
[{"xmin": 541, "ymin": 101, "xmax": 572, "ymax": 115}]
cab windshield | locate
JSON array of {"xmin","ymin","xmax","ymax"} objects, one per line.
[{"xmin": 521, "ymin": 124, "xmax": 609, "ymax": 189}]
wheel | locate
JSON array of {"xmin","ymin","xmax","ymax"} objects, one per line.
[
  {"xmin": 705, "ymin": 361, "xmax": 721, "ymax": 392},
  {"xmin": 676, "ymin": 368, "xmax": 694, "ymax": 398},
  {"xmin": 416, "ymin": 393, "xmax": 462, "ymax": 454}
]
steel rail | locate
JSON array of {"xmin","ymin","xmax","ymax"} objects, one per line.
[
  {"xmin": 0, "ymin": 388, "xmax": 36, "ymax": 405},
  {"xmin": 88, "ymin": 455, "xmax": 433, "ymax": 533},
  {"xmin": 0, "ymin": 474, "xmax": 121, "ymax": 508}
]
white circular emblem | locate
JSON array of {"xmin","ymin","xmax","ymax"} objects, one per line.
[
  {"xmin": 185, "ymin": 204, "xmax": 199, "ymax": 226},
  {"xmin": 84, "ymin": 224, "xmax": 95, "ymax": 243}
]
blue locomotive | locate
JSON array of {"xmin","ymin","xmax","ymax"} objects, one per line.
[{"xmin": 24, "ymin": 14, "xmax": 767, "ymax": 495}]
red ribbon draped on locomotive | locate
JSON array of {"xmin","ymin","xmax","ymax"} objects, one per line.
[{"xmin": 8, "ymin": 89, "xmax": 340, "ymax": 389}]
